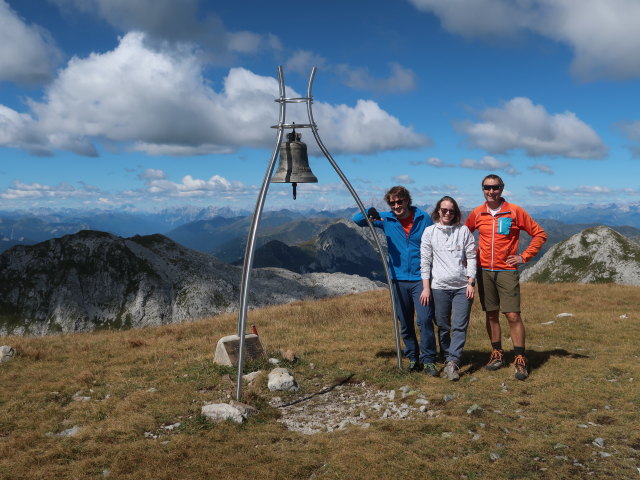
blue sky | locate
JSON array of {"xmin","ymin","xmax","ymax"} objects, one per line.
[{"xmin": 1, "ymin": 0, "xmax": 640, "ymax": 213}]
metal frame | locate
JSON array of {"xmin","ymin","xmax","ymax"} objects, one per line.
[{"xmin": 235, "ymin": 66, "xmax": 402, "ymax": 401}]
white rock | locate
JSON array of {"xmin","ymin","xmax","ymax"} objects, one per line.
[
  {"xmin": 0, "ymin": 346, "xmax": 15, "ymax": 363},
  {"xmin": 556, "ymin": 313, "xmax": 575, "ymax": 318},
  {"xmin": 201, "ymin": 403, "xmax": 244, "ymax": 424},
  {"xmin": 467, "ymin": 404, "xmax": 482, "ymax": 415},
  {"xmin": 242, "ymin": 371, "xmax": 262, "ymax": 383},
  {"xmin": 268, "ymin": 358, "xmax": 280, "ymax": 365},
  {"xmin": 229, "ymin": 400, "xmax": 258, "ymax": 418},
  {"xmin": 592, "ymin": 437, "xmax": 605, "ymax": 448},
  {"xmin": 161, "ymin": 422, "xmax": 181, "ymax": 431},
  {"xmin": 59, "ymin": 425, "xmax": 81, "ymax": 437},
  {"xmin": 267, "ymin": 368, "xmax": 299, "ymax": 392}
]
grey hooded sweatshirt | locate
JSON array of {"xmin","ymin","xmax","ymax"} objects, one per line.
[{"xmin": 420, "ymin": 223, "xmax": 476, "ymax": 290}]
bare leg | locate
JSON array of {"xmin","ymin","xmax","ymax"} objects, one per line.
[
  {"xmin": 485, "ymin": 310, "xmax": 501, "ymax": 344},
  {"xmin": 504, "ymin": 312, "xmax": 525, "ymax": 348}
]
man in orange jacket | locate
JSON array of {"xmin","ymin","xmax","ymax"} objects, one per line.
[{"xmin": 465, "ymin": 174, "xmax": 547, "ymax": 380}]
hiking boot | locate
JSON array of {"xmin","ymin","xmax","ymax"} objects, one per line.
[
  {"xmin": 443, "ymin": 361, "xmax": 460, "ymax": 381},
  {"xmin": 514, "ymin": 355, "xmax": 529, "ymax": 380},
  {"xmin": 424, "ymin": 362, "xmax": 440, "ymax": 377},
  {"xmin": 408, "ymin": 360, "xmax": 423, "ymax": 372},
  {"xmin": 484, "ymin": 349, "xmax": 505, "ymax": 371}
]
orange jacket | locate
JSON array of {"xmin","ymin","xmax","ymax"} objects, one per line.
[{"xmin": 464, "ymin": 200, "xmax": 547, "ymax": 271}]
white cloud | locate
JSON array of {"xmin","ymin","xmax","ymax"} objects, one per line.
[
  {"xmin": 456, "ymin": 97, "xmax": 607, "ymax": 159},
  {"xmin": 336, "ymin": 62, "xmax": 417, "ymax": 93},
  {"xmin": 0, "ymin": 32, "xmax": 428, "ymax": 157},
  {"xmin": 49, "ymin": 0, "xmax": 280, "ymax": 62},
  {"xmin": 392, "ymin": 174, "xmax": 415, "ymax": 184},
  {"xmin": 410, "ymin": 156, "xmax": 455, "ymax": 168},
  {"xmin": 285, "ymin": 51, "xmax": 416, "ymax": 94},
  {"xmin": 138, "ymin": 169, "xmax": 248, "ymax": 198},
  {"xmin": 285, "ymin": 50, "xmax": 328, "ymax": 76},
  {"xmin": 138, "ymin": 168, "xmax": 167, "ymax": 180},
  {"xmin": 460, "ymin": 155, "xmax": 517, "ymax": 175},
  {"xmin": 409, "ymin": 0, "xmax": 640, "ymax": 81},
  {"xmin": 618, "ymin": 121, "xmax": 640, "ymax": 141},
  {"xmin": 529, "ymin": 163, "xmax": 554, "ymax": 175},
  {"xmin": 0, "ymin": 0, "xmax": 62, "ymax": 84},
  {"xmin": 527, "ymin": 184, "xmax": 630, "ymax": 198},
  {"xmin": 0, "ymin": 180, "xmax": 101, "ymax": 199}
]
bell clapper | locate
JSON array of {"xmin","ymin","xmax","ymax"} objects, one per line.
[{"xmin": 292, "ymin": 182, "xmax": 297, "ymax": 200}]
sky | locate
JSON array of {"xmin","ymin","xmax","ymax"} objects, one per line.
[{"xmin": 1, "ymin": 0, "xmax": 640, "ymax": 213}]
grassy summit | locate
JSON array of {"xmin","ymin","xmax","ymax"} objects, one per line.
[{"xmin": 1, "ymin": 283, "xmax": 639, "ymax": 479}]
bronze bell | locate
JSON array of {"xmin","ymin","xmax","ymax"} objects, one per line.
[{"xmin": 271, "ymin": 129, "xmax": 318, "ymax": 199}]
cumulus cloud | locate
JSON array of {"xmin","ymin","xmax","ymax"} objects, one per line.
[
  {"xmin": 460, "ymin": 155, "xmax": 518, "ymax": 175},
  {"xmin": 0, "ymin": 32, "xmax": 428, "ymax": 157},
  {"xmin": 408, "ymin": 0, "xmax": 640, "ymax": 81},
  {"xmin": 529, "ymin": 163, "xmax": 554, "ymax": 175},
  {"xmin": 456, "ymin": 97, "xmax": 607, "ymax": 159},
  {"xmin": 0, "ymin": 0, "xmax": 62, "ymax": 84},
  {"xmin": 138, "ymin": 168, "xmax": 248, "ymax": 197},
  {"xmin": 410, "ymin": 157, "xmax": 455, "ymax": 168}
]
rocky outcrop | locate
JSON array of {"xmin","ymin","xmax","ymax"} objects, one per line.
[
  {"xmin": 311, "ymin": 220, "xmax": 385, "ymax": 280},
  {"xmin": 0, "ymin": 230, "xmax": 383, "ymax": 335},
  {"xmin": 520, "ymin": 226, "xmax": 640, "ymax": 285},
  {"xmin": 242, "ymin": 219, "xmax": 387, "ymax": 280}
]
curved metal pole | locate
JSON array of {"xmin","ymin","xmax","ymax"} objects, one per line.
[
  {"xmin": 235, "ymin": 66, "xmax": 287, "ymax": 400},
  {"xmin": 305, "ymin": 67, "xmax": 403, "ymax": 370}
]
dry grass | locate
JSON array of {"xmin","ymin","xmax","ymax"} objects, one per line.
[{"xmin": 1, "ymin": 283, "xmax": 639, "ymax": 479}]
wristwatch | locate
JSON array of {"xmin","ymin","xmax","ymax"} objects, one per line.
[{"xmin": 468, "ymin": 280, "xmax": 476, "ymax": 287}]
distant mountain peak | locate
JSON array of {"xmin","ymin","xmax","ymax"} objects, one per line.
[{"xmin": 521, "ymin": 226, "xmax": 640, "ymax": 285}]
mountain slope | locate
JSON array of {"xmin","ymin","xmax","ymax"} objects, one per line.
[
  {"xmin": 0, "ymin": 230, "xmax": 383, "ymax": 335},
  {"xmin": 520, "ymin": 226, "xmax": 640, "ymax": 284},
  {"xmin": 232, "ymin": 219, "xmax": 387, "ymax": 280}
]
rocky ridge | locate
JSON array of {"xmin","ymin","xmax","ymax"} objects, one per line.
[
  {"xmin": 0, "ymin": 230, "xmax": 384, "ymax": 335},
  {"xmin": 520, "ymin": 226, "xmax": 640, "ymax": 285}
]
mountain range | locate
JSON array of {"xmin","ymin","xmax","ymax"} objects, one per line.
[
  {"xmin": 3, "ymin": 202, "xmax": 640, "ymax": 256},
  {"xmin": 0, "ymin": 230, "xmax": 383, "ymax": 336}
]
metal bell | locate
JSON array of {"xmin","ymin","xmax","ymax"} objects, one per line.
[{"xmin": 271, "ymin": 130, "xmax": 317, "ymax": 199}]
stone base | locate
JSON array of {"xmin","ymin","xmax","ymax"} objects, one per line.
[{"xmin": 214, "ymin": 334, "xmax": 266, "ymax": 366}]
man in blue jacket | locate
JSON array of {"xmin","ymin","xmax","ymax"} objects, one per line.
[{"xmin": 353, "ymin": 186, "xmax": 438, "ymax": 375}]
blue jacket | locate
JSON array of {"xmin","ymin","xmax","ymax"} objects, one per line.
[{"xmin": 353, "ymin": 206, "xmax": 432, "ymax": 281}]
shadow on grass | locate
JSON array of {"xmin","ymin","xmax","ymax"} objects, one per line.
[
  {"xmin": 374, "ymin": 348, "xmax": 590, "ymax": 376},
  {"xmin": 461, "ymin": 348, "xmax": 590, "ymax": 376}
]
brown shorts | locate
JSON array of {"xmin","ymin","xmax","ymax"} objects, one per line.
[{"xmin": 477, "ymin": 269, "xmax": 521, "ymax": 313}]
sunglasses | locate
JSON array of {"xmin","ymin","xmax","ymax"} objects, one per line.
[
  {"xmin": 440, "ymin": 208, "xmax": 455, "ymax": 215},
  {"xmin": 388, "ymin": 200, "xmax": 406, "ymax": 206},
  {"xmin": 482, "ymin": 184, "xmax": 502, "ymax": 191}
]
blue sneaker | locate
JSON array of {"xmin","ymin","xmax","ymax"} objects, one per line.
[
  {"xmin": 408, "ymin": 360, "xmax": 423, "ymax": 372},
  {"xmin": 424, "ymin": 363, "xmax": 440, "ymax": 377}
]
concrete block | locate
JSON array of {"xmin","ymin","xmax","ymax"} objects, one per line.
[{"xmin": 214, "ymin": 334, "xmax": 265, "ymax": 366}]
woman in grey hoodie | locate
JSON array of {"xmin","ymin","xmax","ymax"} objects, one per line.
[{"xmin": 419, "ymin": 196, "xmax": 476, "ymax": 381}]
